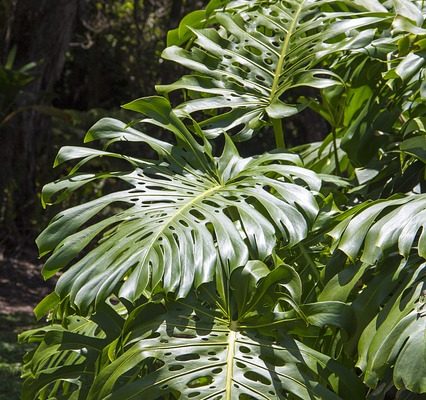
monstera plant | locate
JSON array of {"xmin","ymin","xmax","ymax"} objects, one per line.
[{"xmin": 21, "ymin": 0, "xmax": 426, "ymax": 399}]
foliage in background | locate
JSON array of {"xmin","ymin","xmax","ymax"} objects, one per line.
[
  {"xmin": 54, "ymin": 0, "xmax": 204, "ymax": 110},
  {"xmin": 0, "ymin": 313, "xmax": 42, "ymax": 400},
  {"xmin": 0, "ymin": 47, "xmax": 35, "ymax": 126},
  {"xmin": 21, "ymin": 0, "xmax": 426, "ymax": 399}
]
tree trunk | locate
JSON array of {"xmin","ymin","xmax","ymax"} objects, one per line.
[{"xmin": 0, "ymin": 0, "xmax": 78, "ymax": 250}]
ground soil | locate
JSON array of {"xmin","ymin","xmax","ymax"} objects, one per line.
[
  {"xmin": 0, "ymin": 249, "xmax": 54, "ymax": 315},
  {"xmin": 0, "ymin": 248, "xmax": 54, "ymax": 399}
]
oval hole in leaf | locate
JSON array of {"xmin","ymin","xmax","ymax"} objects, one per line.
[
  {"xmin": 176, "ymin": 353, "xmax": 200, "ymax": 361},
  {"xmin": 169, "ymin": 364, "xmax": 184, "ymax": 371},
  {"xmin": 239, "ymin": 345, "xmax": 251, "ymax": 353},
  {"xmin": 244, "ymin": 371, "xmax": 271, "ymax": 385},
  {"xmin": 212, "ymin": 368, "xmax": 222, "ymax": 374},
  {"xmin": 146, "ymin": 332, "xmax": 161, "ymax": 339},
  {"xmin": 187, "ymin": 375, "xmax": 213, "ymax": 388}
]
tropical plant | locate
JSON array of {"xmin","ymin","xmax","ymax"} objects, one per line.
[{"xmin": 21, "ymin": 0, "xmax": 426, "ymax": 399}]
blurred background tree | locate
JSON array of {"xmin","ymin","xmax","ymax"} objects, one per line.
[
  {"xmin": 1, "ymin": 0, "xmax": 78, "ymax": 246},
  {"xmin": 55, "ymin": 0, "xmax": 199, "ymax": 109}
]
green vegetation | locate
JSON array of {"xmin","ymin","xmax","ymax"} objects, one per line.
[
  {"xmin": 0, "ymin": 314, "xmax": 39, "ymax": 400},
  {"xmin": 20, "ymin": 0, "xmax": 425, "ymax": 399}
]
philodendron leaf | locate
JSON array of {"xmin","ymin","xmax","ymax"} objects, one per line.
[
  {"xmin": 353, "ymin": 0, "xmax": 386, "ymax": 12},
  {"xmin": 37, "ymin": 103, "xmax": 320, "ymax": 312},
  {"xmin": 400, "ymin": 135, "xmax": 426, "ymax": 163},
  {"xmin": 393, "ymin": 0, "xmax": 424, "ymax": 25},
  {"xmin": 357, "ymin": 262, "xmax": 426, "ymax": 393},
  {"xmin": 392, "ymin": 306, "xmax": 426, "ymax": 393},
  {"xmin": 230, "ymin": 260, "xmax": 302, "ymax": 318},
  {"xmin": 158, "ymin": 1, "xmax": 382, "ymax": 140},
  {"xmin": 19, "ymin": 313, "xmax": 110, "ymax": 400},
  {"xmin": 383, "ymin": 52, "xmax": 426, "ymax": 83},
  {"xmin": 87, "ymin": 298, "xmax": 364, "ymax": 400},
  {"xmin": 166, "ymin": 0, "xmax": 239, "ymax": 47},
  {"xmin": 328, "ymin": 194, "xmax": 426, "ymax": 263}
]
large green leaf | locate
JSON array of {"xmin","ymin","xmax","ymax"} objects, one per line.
[
  {"xmin": 332, "ymin": 1, "xmax": 426, "ymax": 167},
  {"xmin": 19, "ymin": 314, "xmax": 108, "ymax": 400},
  {"xmin": 400, "ymin": 135, "xmax": 426, "ymax": 164},
  {"xmin": 36, "ymin": 98, "xmax": 321, "ymax": 312},
  {"xmin": 357, "ymin": 261, "xmax": 426, "ymax": 393},
  {"xmin": 19, "ymin": 299, "xmax": 126, "ymax": 400},
  {"xmin": 20, "ymin": 1, "xmax": 426, "ymax": 399},
  {"xmin": 317, "ymin": 248, "xmax": 426, "ymax": 394},
  {"xmin": 21, "ymin": 263, "xmax": 364, "ymax": 400},
  {"xmin": 87, "ymin": 296, "xmax": 363, "ymax": 400},
  {"xmin": 158, "ymin": 0, "xmax": 386, "ymax": 140},
  {"xmin": 328, "ymin": 194, "xmax": 426, "ymax": 263}
]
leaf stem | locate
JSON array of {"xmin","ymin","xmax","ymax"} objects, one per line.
[
  {"xmin": 299, "ymin": 243, "xmax": 321, "ymax": 289},
  {"xmin": 268, "ymin": 0, "xmax": 303, "ymax": 151},
  {"xmin": 299, "ymin": 244, "xmax": 322, "ymax": 302},
  {"xmin": 299, "ymin": 244, "xmax": 318, "ymax": 275},
  {"xmin": 331, "ymin": 129, "xmax": 341, "ymax": 176},
  {"xmin": 272, "ymin": 118, "xmax": 286, "ymax": 149}
]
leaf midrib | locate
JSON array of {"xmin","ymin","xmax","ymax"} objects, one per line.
[
  {"xmin": 122, "ymin": 183, "xmax": 223, "ymax": 297},
  {"xmin": 269, "ymin": 0, "xmax": 306, "ymax": 102},
  {"xmin": 225, "ymin": 327, "xmax": 237, "ymax": 400}
]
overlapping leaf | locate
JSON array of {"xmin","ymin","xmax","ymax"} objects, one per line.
[
  {"xmin": 19, "ymin": 301, "xmax": 125, "ymax": 400},
  {"xmin": 20, "ymin": 317, "xmax": 104, "ymax": 400},
  {"xmin": 328, "ymin": 194, "xmax": 426, "ymax": 263},
  {"xmin": 356, "ymin": 260, "xmax": 426, "ymax": 393},
  {"xmin": 324, "ymin": 0, "xmax": 426, "ymax": 166},
  {"xmin": 159, "ymin": 0, "xmax": 387, "ymax": 140},
  {"xmin": 23, "ymin": 1, "xmax": 426, "ymax": 398},
  {"xmin": 21, "ymin": 263, "xmax": 363, "ymax": 400},
  {"xmin": 293, "ymin": 134, "xmax": 352, "ymax": 176},
  {"xmin": 36, "ymin": 97, "xmax": 320, "ymax": 312},
  {"xmin": 320, "ymin": 253, "xmax": 426, "ymax": 394},
  {"xmin": 87, "ymin": 295, "xmax": 363, "ymax": 400}
]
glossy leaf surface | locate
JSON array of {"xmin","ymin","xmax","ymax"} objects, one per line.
[{"xmin": 159, "ymin": 0, "xmax": 385, "ymax": 140}]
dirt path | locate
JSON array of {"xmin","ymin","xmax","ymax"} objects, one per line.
[{"xmin": 0, "ymin": 251, "xmax": 54, "ymax": 315}]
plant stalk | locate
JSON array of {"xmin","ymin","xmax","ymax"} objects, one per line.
[
  {"xmin": 272, "ymin": 118, "xmax": 286, "ymax": 149},
  {"xmin": 331, "ymin": 129, "xmax": 341, "ymax": 176}
]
